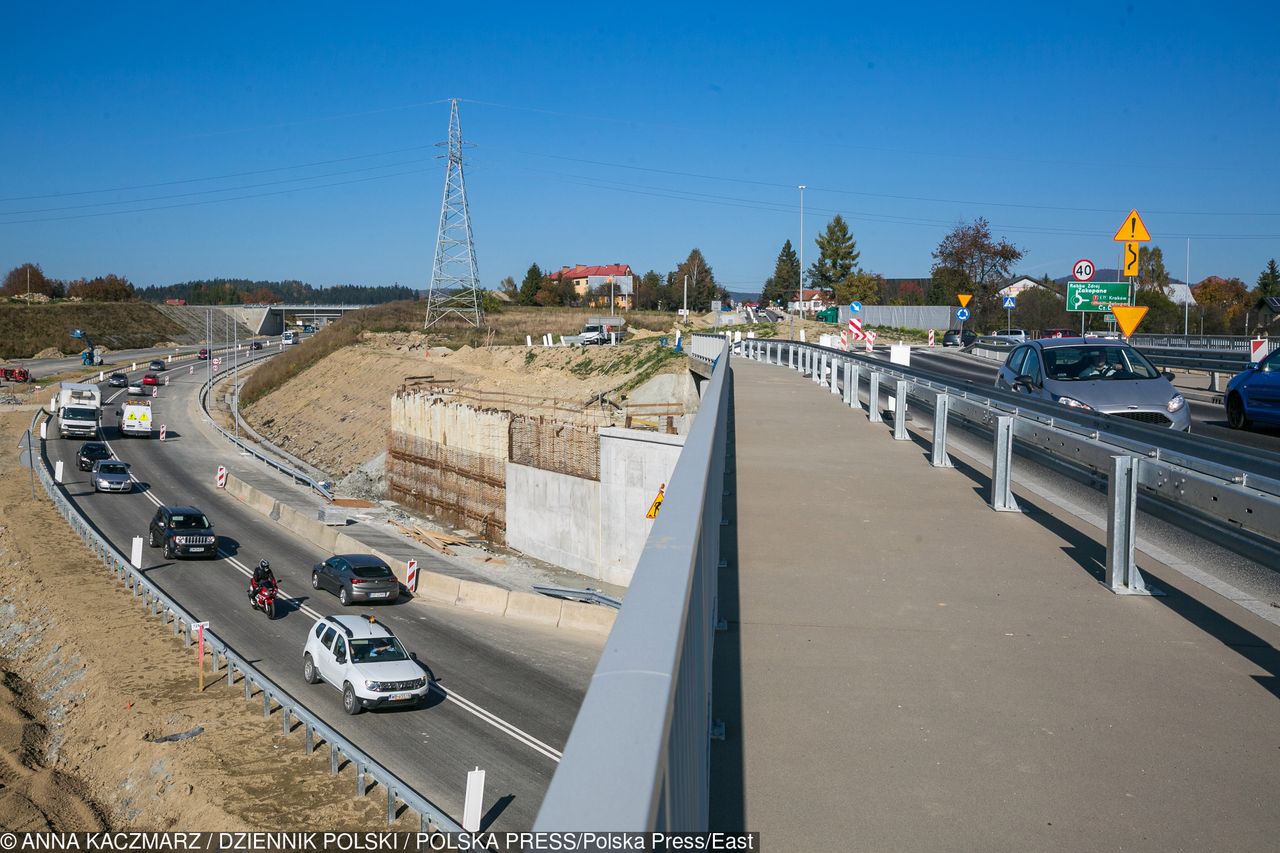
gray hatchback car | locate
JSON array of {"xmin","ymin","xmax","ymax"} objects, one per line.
[
  {"xmin": 995, "ymin": 338, "xmax": 1190, "ymax": 430},
  {"xmin": 311, "ymin": 554, "xmax": 401, "ymax": 606}
]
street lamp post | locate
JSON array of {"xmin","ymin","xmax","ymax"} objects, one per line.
[{"xmin": 793, "ymin": 184, "xmax": 806, "ymax": 341}]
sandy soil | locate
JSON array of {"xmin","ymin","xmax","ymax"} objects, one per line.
[
  {"xmin": 243, "ymin": 332, "xmax": 686, "ymax": 479},
  {"xmin": 0, "ymin": 411, "xmax": 438, "ymax": 830}
]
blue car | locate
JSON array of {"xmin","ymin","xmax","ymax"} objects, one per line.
[{"xmin": 1225, "ymin": 346, "xmax": 1280, "ymax": 429}]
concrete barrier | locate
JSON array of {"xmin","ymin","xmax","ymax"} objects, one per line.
[
  {"xmin": 558, "ymin": 600, "xmax": 617, "ymax": 633},
  {"xmin": 456, "ymin": 579, "xmax": 511, "ymax": 615},
  {"xmin": 220, "ymin": 471, "xmax": 616, "ymax": 634},
  {"xmin": 419, "ymin": 571, "xmax": 461, "ymax": 604},
  {"xmin": 504, "ymin": 591, "xmax": 564, "ymax": 627}
]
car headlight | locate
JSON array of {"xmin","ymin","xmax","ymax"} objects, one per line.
[
  {"xmin": 1167, "ymin": 394, "xmax": 1186, "ymax": 413},
  {"xmin": 364, "ymin": 680, "xmax": 383, "ymax": 691},
  {"xmin": 97, "ymin": 479, "xmax": 109, "ymax": 487},
  {"xmin": 1054, "ymin": 395, "xmax": 1093, "ymax": 410}
]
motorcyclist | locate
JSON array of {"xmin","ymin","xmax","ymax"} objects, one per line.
[{"xmin": 249, "ymin": 559, "xmax": 277, "ymax": 600}]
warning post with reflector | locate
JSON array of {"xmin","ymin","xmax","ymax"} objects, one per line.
[
  {"xmin": 216, "ymin": 466, "xmax": 227, "ymax": 488},
  {"xmin": 406, "ymin": 559, "xmax": 419, "ymax": 593}
]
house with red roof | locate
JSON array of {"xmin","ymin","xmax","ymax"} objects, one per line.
[{"xmin": 549, "ymin": 264, "xmax": 636, "ymax": 309}]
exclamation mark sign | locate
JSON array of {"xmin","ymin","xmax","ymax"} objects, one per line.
[{"xmin": 1130, "ymin": 216, "xmax": 1137, "ymax": 238}]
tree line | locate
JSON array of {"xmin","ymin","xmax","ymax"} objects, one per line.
[
  {"xmin": 139, "ymin": 278, "xmax": 418, "ymax": 305},
  {"xmin": 753, "ymin": 215, "xmax": 1280, "ymax": 335},
  {"xmin": 2, "ymin": 262, "xmax": 137, "ymax": 302},
  {"xmin": 500, "ymin": 249, "xmax": 729, "ymax": 312}
]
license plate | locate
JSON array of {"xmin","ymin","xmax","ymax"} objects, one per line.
[
  {"xmin": 188, "ymin": 547, "xmax": 205, "ymax": 553},
  {"xmin": 390, "ymin": 693, "xmax": 412, "ymax": 702},
  {"xmin": 369, "ymin": 592, "xmax": 390, "ymax": 598}
]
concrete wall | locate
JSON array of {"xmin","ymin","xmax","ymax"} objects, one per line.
[
  {"xmin": 598, "ymin": 428, "xmax": 685, "ymax": 586},
  {"xmin": 505, "ymin": 463, "xmax": 601, "ymax": 577},
  {"xmin": 505, "ymin": 427, "xmax": 685, "ymax": 586}
]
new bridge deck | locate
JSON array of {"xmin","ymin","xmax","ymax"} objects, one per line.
[{"xmin": 711, "ymin": 358, "xmax": 1279, "ymax": 851}]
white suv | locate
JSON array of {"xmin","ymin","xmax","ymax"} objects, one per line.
[
  {"xmin": 302, "ymin": 615, "xmax": 430, "ymax": 714},
  {"xmin": 992, "ymin": 328, "xmax": 1029, "ymax": 343}
]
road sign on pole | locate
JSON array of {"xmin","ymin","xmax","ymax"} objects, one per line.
[
  {"xmin": 1123, "ymin": 242, "xmax": 1140, "ymax": 277},
  {"xmin": 1111, "ymin": 305, "xmax": 1149, "ymax": 338},
  {"xmin": 1073, "ymin": 259, "xmax": 1095, "ymax": 282},
  {"xmin": 957, "ymin": 294, "xmax": 972, "ymax": 308},
  {"xmin": 955, "ymin": 307, "xmax": 971, "ymax": 321},
  {"xmin": 849, "ymin": 301, "xmax": 862, "ymax": 314},
  {"xmin": 1113, "ymin": 209, "xmax": 1151, "ymax": 242},
  {"xmin": 1002, "ymin": 296, "xmax": 1017, "ymax": 309},
  {"xmin": 1067, "ymin": 281, "xmax": 1130, "ymax": 313}
]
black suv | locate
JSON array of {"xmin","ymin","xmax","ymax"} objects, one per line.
[{"xmin": 148, "ymin": 505, "xmax": 217, "ymax": 560}]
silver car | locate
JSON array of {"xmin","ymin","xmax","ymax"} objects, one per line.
[
  {"xmin": 92, "ymin": 459, "xmax": 133, "ymax": 493},
  {"xmin": 995, "ymin": 338, "xmax": 1191, "ymax": 430}
]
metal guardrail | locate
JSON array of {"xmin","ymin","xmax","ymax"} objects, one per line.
[
  {"xmin": 968, "ymin": 337, "xmax": 1255, "ymax": 375},
  {"xmin": 197, "ymin": 348, "xmax": 335, "ymax": 501},
  {"xmin": 727, "ymin": 336, "xmax": 1280, "ymax": 584},
  {"xmin": 1129, "ymin": 334, "xmax": 1277, "ymax": 353},
  {"xmin": 27, "ymin": 407, "xmax": 461, "ymax": 831},
  {"xmin": 536, "ymin": 338, "xmax": 731, "ymax": 831}
]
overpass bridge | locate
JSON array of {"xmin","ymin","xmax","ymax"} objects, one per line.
[
  {"xmin": 222, "ymin": 303, "xmax": 375, "ymax": 336},
  {"xmin": 537, "ymin": 335, "xmax": 1280, "ymax": 849}
]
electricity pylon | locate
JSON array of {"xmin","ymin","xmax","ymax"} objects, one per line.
[{"xmin": 424, "ymin": 98, "xmax": 483, "ymax": 328}]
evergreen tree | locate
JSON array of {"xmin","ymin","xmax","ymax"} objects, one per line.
[
  {"xmin": 760, "ymin": 239, "xmax": 800, "ymax": 306},
  {"xmin": 1255, "ymin": 258, "xmax": 1280, "ymax": 309},
  {"xmin": 519, "ymin": 263, "xmax": 544, "ymax": 306},
  {"xmin": 1137, "ymin": 245, "xmax": 1170, "ymax": 291},
  {"xmin": 668, "ymin": 249, "xmax": 725, "ymax": 312},
  {"xmin": 807, "ymin": 215, "xmax": 860, "ymax": 294}
]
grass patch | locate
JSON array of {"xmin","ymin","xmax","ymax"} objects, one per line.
[{"xmin": 0, "ymin": 303, "xmax": 188, "ymax": 359}]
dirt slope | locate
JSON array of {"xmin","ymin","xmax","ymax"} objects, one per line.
[
  {"xmin": 243, "ymin": 332, "xmax": 686, "ymax": 479},
  {"xmin": 0, "ymin": 411, "xmax": 439, "ymax": 830}
]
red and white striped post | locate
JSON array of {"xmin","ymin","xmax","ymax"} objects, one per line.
[
  {"xmin": 160, "ymin": 424, "xmax": 167, "ymax": 442},
  {"xmin": 216, "ymin": 466, "xmax": 227, "ymax": 488},
  {"xmin": 928, "ymin": 329, "xmax": 935, "ymax": 347},
  {"xmin": 865, "ymin": 330, "xmax": 877, "ymax": 353},
  {"xmin": 406, "ymin": 559, "xmax": 419, "ymax": 593}
]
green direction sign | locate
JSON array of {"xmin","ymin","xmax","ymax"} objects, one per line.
[{"xmin": 1067, "ymin": 281, "xmax": 1130, "ymax": 313}]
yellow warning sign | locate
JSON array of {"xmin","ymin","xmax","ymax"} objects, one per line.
[
  {"xmin": 957, "ymin": 294, "xmax": 972, "ymax": 308},
  {"xmin": 1123, "ymin": 241, "xmax": 1140, "ymax": 277},
  {"xmin": 646, "ymin": 483, "xmax": 666, "ymax": 519},
  {"xmin": 1111, "ymin": 305, "xmax": 1149, "ymax": 338},
  {"xmin": 1112, "ymin": 209, "xmax": 1151, "ymax": 242}
]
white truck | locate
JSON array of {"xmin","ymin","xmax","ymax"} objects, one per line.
[
  {"xmin": 579, "ymin": 316, "xmax": 625, "ymax": 346},
  {"xmin": 57, "ymin": 382, "xmax": 102, "ymax": 439},
  {"xmin": 118, "ymin": 399, "xmax": 153, "ymax": 438}
]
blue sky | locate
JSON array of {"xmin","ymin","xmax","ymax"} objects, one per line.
[{"xmin": 3, "ymin": 1, "xmax": 1278, "ymax": 294}]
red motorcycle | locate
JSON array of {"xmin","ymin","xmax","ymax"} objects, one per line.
[{"xmin": 250, "ymin": 579, "xmax": 279, "ymax": 619}]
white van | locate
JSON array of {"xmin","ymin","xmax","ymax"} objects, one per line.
[
  {"xmin": 118, "ymin": 399, "xmax": 153, "ymax": 438},
  {"xmin": 282, "ymin": 330, "xmax": 298, "ymax": 345}
]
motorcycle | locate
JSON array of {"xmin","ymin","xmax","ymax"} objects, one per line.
[{"xmin": 250, "ymin": 580, "xmax": 279, "ymax": 619}]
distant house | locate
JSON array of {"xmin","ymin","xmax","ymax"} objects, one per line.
[
  {"xmin": 997, "ymin": 276, "xmax": 1045, "ymax": 298},
  {"xmin": 1166, "ymin": 281, "xmax": 1197, "ymax": 306},
  {"xmin": 788, "ymin": 289, "xmax": 830, "ymax": 313},
  {"xmin": 548, "ymin": 264, "xmax": 635, "ymax": 309}
]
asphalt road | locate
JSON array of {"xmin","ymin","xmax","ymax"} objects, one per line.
[
  {"xmin": 41, "ymin": 357, "xmax": 600, "ymax": 830},
  {"xmin": 7, "ymin": 332, "xmax": 310, "ymax": 380}
]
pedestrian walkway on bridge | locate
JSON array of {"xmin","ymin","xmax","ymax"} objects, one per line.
[{"xmin": 710, "ymin": 358, "xmax": 1279, "ymax": 852}]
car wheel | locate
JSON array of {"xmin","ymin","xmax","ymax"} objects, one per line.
[
  {"xmin": 303, "ymin": 654, "xmax": 319, "ymax": 684},
  {"xmin": 163, "ymin": 540, "xmax": 174, "ymax": 560},
  {"xmin": 342, "ymin": 683, "xmax": 362, "ymax": 715},
  {"xmin": 311, "ymin": 571, "xmax": 321, "ymax": 589},
  {"xmin": 339, "ymin": 586, "xmax": 351, "ymax": 606},
  {"xmin": 1226, "ymin": 394, "xmax": 1251, "ymax": 430}
]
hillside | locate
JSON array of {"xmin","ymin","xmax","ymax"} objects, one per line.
[{"xmin": 0, "ymin": 303, "xmax": 260, "ymax": 359}]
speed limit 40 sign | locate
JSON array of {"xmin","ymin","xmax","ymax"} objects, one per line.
[{"xmin": 1073, "ymin": 259, "xmax": 1095, "ymax": 282}]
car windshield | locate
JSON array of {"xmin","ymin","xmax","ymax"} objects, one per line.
[
  {"xmin": 170, "ymin": 514, "xmax": 211, "ymax": 529},
  {"xmin": 63, "ymin": 407, "xmax": 97, "ymax": 420},
  {"xmin": 1042, "ymin": 346, "xmax": 1160, "ymax": 381},
  {"xmin": 349, "ymin": 637, "xmax": 410, "ymax": 664},
  {"xmin": 111, "ymin": 373, "xmax": 126, "ymax": 380},
  {"xmin": 352, "ymin": 564, "xmax": 393, "ymax": 579},
  {"xmin": 98, "ymin": 462, "xmax": 128, "ymax": 475},
  {"xmin": 82, "ymin": 444, "xmax": 109, "ymax": 457}
]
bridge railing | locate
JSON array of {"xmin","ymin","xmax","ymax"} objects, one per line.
[{"xmin": 535, "ymin": 338, "xmax": 732, "ymax": 831}]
